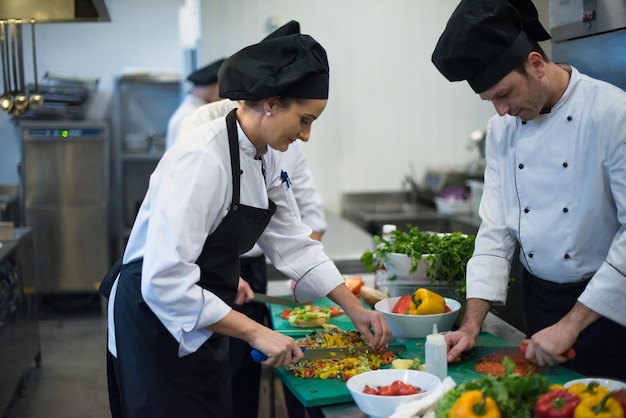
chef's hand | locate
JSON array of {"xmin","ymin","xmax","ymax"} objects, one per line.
[
  {"xmin": 444, "ymin": 328, "xmax": 476, "ymax": 363},
  {"xmin": 250, "ymin": 328, "xmax": 304, "ymax": 368},
  {"xmin": 348, "ymin": 306, "xmax": 393, "ymax": 351},
  {"xmin": 524, "ymin": 324, "xmax": 578, "ymax": 367},
  {"xmin": 326, "ymin": 282, "xmax": 392, "ymax": 350},
  {"xmin": 234, "ymin": 277, "xmax": 254, "ymax": 305},
  {"xmin": 524, "ymin": 302, "xmax": 597, "ymax": 366}
]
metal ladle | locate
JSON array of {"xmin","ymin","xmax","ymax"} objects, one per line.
[
  {"xmin": 12, "ymin": 21, "xmax": 29, "ymax": 114},
  {"xmin": 29, "ymin": 19, "xmax": 43, "ymax": 109},
  {"xmin": 0, "ymin": 21, "xmax": 13, "ymax": 113}
]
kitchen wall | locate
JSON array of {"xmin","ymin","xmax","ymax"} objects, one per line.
[{"xmin": 0, "ymin": 0, "xmax": 549, "ymax": 215}]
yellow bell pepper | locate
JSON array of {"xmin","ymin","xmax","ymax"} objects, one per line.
[
  {"xmin": 568, "ymin": 382, "xmax": 610, "ymax": 399},
  {"xmin": 574, "ymin": 393, "xmax": 624, "ymax": 418},
  {"xmin": 449, "ymin": 390, "xmax": 501, "ymax": 418},
  {"xmin": 410, "ymin": 288, "xmax": 446, "ymax": 315}
]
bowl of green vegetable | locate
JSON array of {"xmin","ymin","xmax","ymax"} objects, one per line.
[{"xmin": 360, "ymin": 226, "xmax": 476, "ymax": 298}]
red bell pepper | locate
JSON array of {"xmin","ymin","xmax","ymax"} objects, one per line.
[
  {"xmin": 391, "ymin": 295, "xmax": 411, "ymax": 314},
  {"xmin": 535, "ymin": 389, "xmax": 581, "ymax": 418},
  {"xmin": 613, "ymin": 389, "xmax": 626, "ymax": 414}
]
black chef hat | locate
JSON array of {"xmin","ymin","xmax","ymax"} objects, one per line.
[
  {"xmin": 218, "ymin": 20, "xmax": 329, "ymax": 100},
  {"xmin": 187, "ymin": 58, "xmax": 226, "ymax": 86},
  {"xmin": 431, "ymin": 0, "xmax": 551, "ymax": 93}
]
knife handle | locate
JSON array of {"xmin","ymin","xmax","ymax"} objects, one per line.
[{"xmin": 251, "ymin": 346, "xmax": 305, "ymax": 363}]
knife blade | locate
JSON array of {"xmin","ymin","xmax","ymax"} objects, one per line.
[
  {"xmin": 251, "ymin": 344, "xmax": 405, "ymax": 363},
  {"xmin": 252, "ymin": 293, "xmax": 301, "ymax": 307}
]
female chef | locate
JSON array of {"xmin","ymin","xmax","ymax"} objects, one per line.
[{"xmin": 100, "ymin": 20, "xmax": 392, "ymax": 418}]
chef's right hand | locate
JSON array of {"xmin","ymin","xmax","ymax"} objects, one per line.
[{"xmin": 250, "ymin": 328, "xmax": 304, "ymax": 367}]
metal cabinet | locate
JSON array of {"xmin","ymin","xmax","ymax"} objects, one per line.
[
  {"xmin": 112, "ymin": 75, "xmax": 182, "ymax": 257},
  {"xmin": 0, "ymin": 229, "xmax": 40, "ymax": 414}
]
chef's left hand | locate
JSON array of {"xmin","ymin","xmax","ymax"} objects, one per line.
[
  {"xmin": 234, "ymin": 277, "xmax": 254, "ymax": 305},
  {"xmin": 524, "ymin": 323, "xmax": 577, "ymax": 367}
]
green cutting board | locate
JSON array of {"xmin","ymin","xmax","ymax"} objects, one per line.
[{"xmin": 272, "ymin": 331, "xmax": 585, "ymax": 408}]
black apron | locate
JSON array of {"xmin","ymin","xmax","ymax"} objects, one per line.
[
  {"xmin": 105, "ymin": 109, "xmax": 276, "ymax": 418},
  {"xmin": 230, "ymin": 254, "xmax": 268, "ymax": 418},
  {"xmin": 523, "ymin": 270, "xmax": 626, "ymax": 380}
]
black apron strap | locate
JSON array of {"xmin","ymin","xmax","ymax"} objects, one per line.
[
  {"xmin": 225, "ymin": 109, "xmax": 241, "ymax": 208},
  {"xmin": 99, "ymin": 257, "xmax": 122, "ymax": 298}
]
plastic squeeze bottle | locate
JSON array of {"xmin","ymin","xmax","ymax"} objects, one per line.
[
  {"xmin": 375, "ymin": 224, "xmax": 397, "ymax": 292},
  {"xmin": 425, "ymin": 324, "xmax": 447, "ymax": 381}
]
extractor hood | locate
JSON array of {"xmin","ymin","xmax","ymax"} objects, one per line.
[{"xmin": 0, "ymin": 0, "xmax": 110, "ymax": 23}]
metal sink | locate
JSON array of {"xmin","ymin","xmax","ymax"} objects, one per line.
[{"xmin": 341, "ymin": 191, "xmax": 447, "ymax": 235}]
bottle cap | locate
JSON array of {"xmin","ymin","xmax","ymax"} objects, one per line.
[
  {"xmin": 382, "ymin": 224, "xmax": 397, "ymax": 234},
  {"xmin": 427, "ymin": 323, "xmax": 445, "ymax": 343}
]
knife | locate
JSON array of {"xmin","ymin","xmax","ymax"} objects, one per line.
[
  {"xmin": 252, "ymin": 293, "xmax": 301, "ymax": 307},
  {"xmin": 251, "ymin": 344, "xmax": 406, "ymax": 363}
]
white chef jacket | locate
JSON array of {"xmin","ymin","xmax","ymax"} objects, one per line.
[
  {"xmin": 108, "ymin": 116, "xmax": 343, "ymax": 357},
  {"xmin": 467, "ymin": 67, "xmax": 626, "ymax": 327},
  {"xmin": 165, "ymin": 94, "xmax": 205, "ymax": 150},
  {"xmin": 179, "ymin": 99, "xmax": 327, "ymax": 257}
]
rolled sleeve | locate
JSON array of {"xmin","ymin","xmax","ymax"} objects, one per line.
[
  {"xmin": 292, "ymin": 260, "xmax": 345, "ymax": 303},
  {"xmin": 466, "ymin": 254, "xmax": 511, "ymax": 304},
  {"xmin": 579, "ymin": 261, "xmax": 626, "ymax": 326}
]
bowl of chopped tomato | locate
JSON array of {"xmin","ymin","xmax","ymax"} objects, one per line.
[
  {"xmin": 374, "ymin": 296, "xmax": 461, "ymax": 339},
  {"xmin": 347, "ymin": 369, "xmax": 441, "ymax": 418}
]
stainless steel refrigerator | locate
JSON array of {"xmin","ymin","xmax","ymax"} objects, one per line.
[{"xmin": 21, "ymin": 120, "xmax": 110, "ymax": 293}]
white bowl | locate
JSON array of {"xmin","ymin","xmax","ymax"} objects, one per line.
[
  {"xmin": 384, "ymin": 253, "xmax": 431, "ymax": 281},
  {"xmin": 347, "ymin": 369, "xmax": 441, "ymax": 418},
  {"xmin": 564, "ymin": 378, "xmax": 626, "ymax": 391},
  {"xmin": 375, "ymin": 296, "xmax": 461, "ymax": 339}
]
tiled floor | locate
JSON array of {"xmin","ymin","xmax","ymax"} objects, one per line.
[{"xmin": 2, "ymin": 296, "xmax": 289, "ymax": 418}]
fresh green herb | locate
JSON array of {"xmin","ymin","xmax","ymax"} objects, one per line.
[
  {"xmin": 435, "ymin": 357, "xmax": 551, "ymax": 418},
  {"xmin": 359, "ymin": 225, "xmax": 475, "ymax": 297}
]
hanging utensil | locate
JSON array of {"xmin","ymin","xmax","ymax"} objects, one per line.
[
  {"xmin": 13, "ymin": 20, "xmax": 29, "ymax": 114},
  {"xmin": 9, "ymin": 20, "xmax": 23, "ymax": 115},
  {"xmin": 29, "ymin": 19, "xmax": 43, "ymax": 109},
  {"xmin": 0, "ymin": 21, "xmax": 14, "ymax": 113}
]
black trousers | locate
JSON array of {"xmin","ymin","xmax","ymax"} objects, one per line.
[
  {"xmin": 229, "ymin": 255, "xmax": 269, "ymax": 418},
  {"xmin": 523, "ymin": 270, "xmax": 626, "ymax": 380}
]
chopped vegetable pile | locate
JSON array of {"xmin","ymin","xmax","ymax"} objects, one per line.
[
  {"xmin": 279, "ymin": 305, "xmax": 344, "ymax": 328},
  {"xmin": 285, "ymin": 329, "xmax": 396, "ymax": 381}
]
